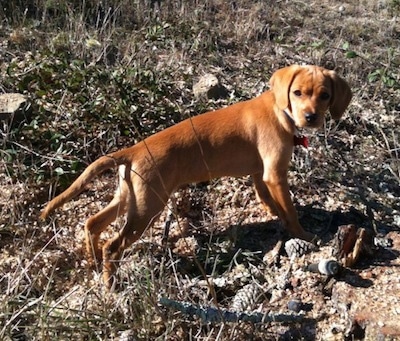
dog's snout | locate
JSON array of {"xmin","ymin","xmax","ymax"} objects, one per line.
[{"xmin": 305, "ymin": 113, "xmax": 317, "ymax": 123}]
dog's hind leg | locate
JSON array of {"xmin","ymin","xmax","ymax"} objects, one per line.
[
  {"xmin": 101, "ymin": 185, "xmax": 168, "ymax": 288},
  {"xmin": 84, "ymin": 195, "xmax": 127, "ymax": 265}
]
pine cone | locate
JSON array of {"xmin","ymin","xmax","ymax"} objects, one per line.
[
  {"xmin": 230, "ymin": 282, "xmax": 262, "ymax": 312},
  {"xmin": 284, "ymin": 238, "xmax": 317, "ymax": 259}
]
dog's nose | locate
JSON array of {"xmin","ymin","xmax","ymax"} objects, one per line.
[{"xmin": 305, "ymin": 113, "xmax": 317, "ymax": 123}]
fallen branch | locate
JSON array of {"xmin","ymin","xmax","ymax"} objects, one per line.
[{"xmin": 159, "ymin": 297, "xmax": 307, "ymax": 324}]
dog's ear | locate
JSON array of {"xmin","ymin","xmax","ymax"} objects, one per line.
[
  {"xmin": 270, "ymin": 65, "xmax": 303, "ymax": 110},
  {"xmin": 326, "ymin": 70, "xmax": 352, "ymax": 120}
]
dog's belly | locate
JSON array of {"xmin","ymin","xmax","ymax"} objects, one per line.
[{"xmin": 180, "ymin": 146, "xmax": 263, "ymax": 183}]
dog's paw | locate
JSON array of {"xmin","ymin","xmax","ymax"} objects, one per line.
[{"xmin": 296, "ymin": 230, "xmax": 320, "ymax": 244}]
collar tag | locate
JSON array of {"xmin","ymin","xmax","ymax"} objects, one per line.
[{"xmin": 294, "ymin": 135, "xmax": 309, "ymax": 148}]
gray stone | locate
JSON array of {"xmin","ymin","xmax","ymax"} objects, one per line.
[{"xmin": 193, "ymin": 74, "xmax": 228, "ymax": 100}]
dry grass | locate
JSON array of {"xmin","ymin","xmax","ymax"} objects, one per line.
[{"xmin": 1, "ymin": 0, "xmax": 399, "ymax": 339}]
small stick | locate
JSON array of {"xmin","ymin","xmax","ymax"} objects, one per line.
[{"xmin": 162, "ymin": 207, "xmax": 174, "ymax": 246}]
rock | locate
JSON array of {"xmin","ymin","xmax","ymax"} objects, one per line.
[
  {"xmin": 287, "ymin": 299, "xmax": 302, "ymax": 313},
  {"xmin": 0, "ymin": 93, "xmax": 30, "ymax": 127},
  {"xmin": 193, "ymin": 74, "xmax": 228, "ymax": 100},
  {"xmin": 332, "ymin": 279, "xmax": 400, "ymax": 340},
  {"xmin": 290, "ymin": 276, "xmax": 301, "ymax": 288}
]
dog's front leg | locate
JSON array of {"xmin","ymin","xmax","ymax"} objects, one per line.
[
  {"xmin": 263, "ymin": 170, "xmax": 315, "ymax": 242},
  {"xmin": 252, "ymin": 173, "xmax": 279, "ymax": 217}
]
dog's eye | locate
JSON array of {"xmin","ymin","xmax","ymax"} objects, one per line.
[
  {"xmin": 293, "ymin": 90, "xmax": 302, "ymax": 97},
  {"xmin": 320, "ymin": 92, "xmax": 330, "ymax": 100}
]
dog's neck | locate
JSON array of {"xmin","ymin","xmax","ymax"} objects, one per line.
[
  {"xmin": 283, "ymin": 109, "xmax": 297, "ymax": 128},
  {"xmin": 283, "ymin": 110, "xmax": 309, "ymax": 148}
]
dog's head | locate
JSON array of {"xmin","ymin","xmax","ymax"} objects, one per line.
[{"xmin": 270, "ymin": 65, "xmax": 352, "ymax": 128}]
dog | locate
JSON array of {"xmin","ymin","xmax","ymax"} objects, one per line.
[{"xmin": 41, "ymin": 65, "xmax": 352, "ymax": 287}]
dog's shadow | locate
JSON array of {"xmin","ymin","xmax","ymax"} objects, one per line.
[
  {"xmin": 176, "ymin": 204, "xmax": 398, "ymax": 284},
  {"xmin": 192, "ymin": 205, "xmax": 368, "ymax": 260}
]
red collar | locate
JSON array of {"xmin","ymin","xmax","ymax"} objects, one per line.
[
  {"xmin": 282, "ymin": 110, "xmax": 309, "ymax": 148},
  {"xmin": 294, "ymin": 135, "xmax": 309, "ymax": 148}
]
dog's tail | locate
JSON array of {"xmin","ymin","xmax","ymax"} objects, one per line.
[{"xmin": 40, "ymin": 151, "xmax": 129, "ymax": 220}]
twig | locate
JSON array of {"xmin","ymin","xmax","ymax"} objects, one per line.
[
  {"xmin": 162, "ymin": 206, "xmax": 174, "ymax": 246},
  {"xmin": 159, "ymin": 297, "xmax": 307, "ymax": 324},
  {"xmin": 7, "ymin": 141, "xmax": 76, "ymax": 163}
]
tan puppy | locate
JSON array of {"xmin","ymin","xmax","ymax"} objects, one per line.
[{"xmin": 41, "ymin": 65, "xmax": 352, "ymax": 287}]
